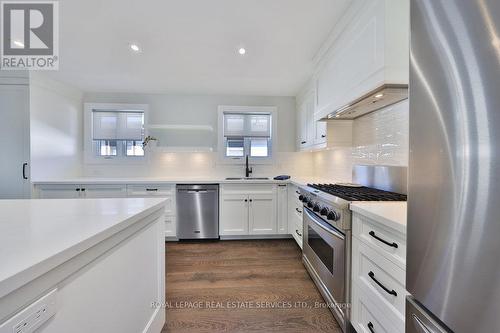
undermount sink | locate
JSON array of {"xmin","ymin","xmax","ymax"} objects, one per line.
[{"xmin": 225, "ymin": 177, "xmax": 270, "ymax": 180}]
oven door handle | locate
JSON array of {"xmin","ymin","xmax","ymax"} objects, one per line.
[{"xmin": 304, "ymin": 207, "xmax": 345, "ymax": 239}]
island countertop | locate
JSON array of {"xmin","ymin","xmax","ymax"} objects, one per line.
[{"xmin": 0, "ymin": 198, "xmax": 166, "ymax": 298}]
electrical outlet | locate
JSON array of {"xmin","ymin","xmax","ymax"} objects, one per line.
[{"xmin": 0, "ymin": 289, "xmax": 57, "ymax": 333}]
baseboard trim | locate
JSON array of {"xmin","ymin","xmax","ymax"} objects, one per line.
[{"xmin": 220, "ymin": 234, "xmax": 293, "ymax": 240}]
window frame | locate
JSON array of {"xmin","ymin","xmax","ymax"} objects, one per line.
[
  {"xmin": 217, "ymin": 105, "xmax": 277, "ymax": 165},
  {"xmin": 84, "ymin": 103, "xmax": 149, "ymax": 164}
]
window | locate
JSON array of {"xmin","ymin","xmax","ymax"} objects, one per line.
[
  {"xmin": 218, "ymin": 106, "xmax": 276, "ymax": 164},
  {"xmin": 84, "ymin": 103, "xmax": 148, "ymax": 163}
]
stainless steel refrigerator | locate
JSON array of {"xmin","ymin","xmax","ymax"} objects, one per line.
[{"xmin": 407, "ymin": 0, "xmax": 500, "ymax": 332}]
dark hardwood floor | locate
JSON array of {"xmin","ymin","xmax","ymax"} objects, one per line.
[{"xmin": 162, "ymin": 239, "xmax": 341, "ymax": 333}]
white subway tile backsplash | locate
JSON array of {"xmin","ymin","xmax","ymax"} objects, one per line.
[{"xmin": 352, "ymin": 100, "xmax": 409, "ymax": 166}]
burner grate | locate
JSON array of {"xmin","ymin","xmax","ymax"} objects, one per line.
[{"xmin": 308, "ymin": 183, "xmax": 407, "ymax": 202}]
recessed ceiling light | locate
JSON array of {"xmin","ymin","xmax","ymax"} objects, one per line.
[
  {"xmin": 130, "ymin": 44, "xmax": 141, "ymax": 52},
  {"xmin": 13, "ymin": 40, "xmax": 24, "ymax": 48},
  {"xmin": 374, "ymin": 93, "xmax": 384, "ymax": 98},
  {"xmin": 238, "ymin": 47, "xmax": 246, "ymax": 55}
]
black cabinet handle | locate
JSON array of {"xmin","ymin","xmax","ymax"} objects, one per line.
[
  {"xmin": 295, "ymin": 190, "xmax": 300, "ymax": 195},
  {"xmin": 368, "ymin": 271, "xmax": 397, "ymax": 296},
  {"xmin": 22, "ymin": 163, "xmax": 28, "ymax": 180},
  {"xmin": 76, "ymin": 188, "xmax": 81, "ymax": 192},
  {"xmin": 321, "ymin": 134, "xmax": 326, "ymax": 138},
  {"xmin": 244, "ymin": 199, "xmax": 248, "ymax": 202},
  {"xmin": 369, "ymin": 231, "xmax": 398, "ymax": 248},
  {"xmin": 295, "ymin": 230, "xmax": 302, "ymax": 237},
  {"xmin": 295, "ymin": 208, "xmax": 302, "ymax": 214},
  {"xmin": 81, "ymin": 188, "xmax": 85, "ymax": 192},
  {"xmin": 146, "ymin": 188, "xmax": 158, "ymax": 192},
  {"xmin": 249, "ymin": 199, "xmax": 253, "ymax": 202},
  {"xmin": 301, "ymin": 141, "xmax": 307, "ymax": 144},
  {"xmin": 368, "ymin": 322, "xmax": 375, "ymax": 333}
]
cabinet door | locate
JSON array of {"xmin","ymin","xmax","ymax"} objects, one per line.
[
  {"xmin": 249, "ymin": 193, "xmax": 276, "ymax": 235},
  {"xmin": 220, "ymin": 194, "xmax": 249, "ymax": 235},
  {"xmin": 82, "ymin": 185, "xmax": 127, "ymax": 198},
  {"xmin": 297, "ymin": 101, "xmax": 308, "ymax": 149},
  {"xmin": 315, "ymin": 120, "xmax": 327, "ymax": 145},
  {"xmin": 165, "ymin": 216, "xmax": 177, "ymax": 239},
  {"xmin": 0, "ymin": 84, "xmax": 30, "ymax": 199},
  {"xmin": 37, "ymin": 184, "xmax": 82, "ymax": 199},
  {"xmin": 276, "ymin": 184, "xmax": 288, "ymax": 234},
  {"xmin": 305, "ymin": 94, "xmax": 316, "ymax": 145}
]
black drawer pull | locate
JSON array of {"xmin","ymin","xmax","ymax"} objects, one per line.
[
  {"xmin": 368, "ymin": 271, "xmax": 397, "ymax": 296},
  {"xmin": 369, "ymin": 231, "xmax": 398, "ymax": 248},
  {"xmin": 368, "ymin": 322, "xmax": 375, "ymax": 333},
  {"xmin": 295, "ymin": 230, "xmax": 302, "ymax": 237},
  {"xmin": 295, "ymin": 208, "xmax": 302, "ymax": 214},
  {"xmin": 146, "ymin": 188, "xmax": 158, "ymax": 192},
  {"xmin": 301, "ymin": 141, "xmax": 307, "ymax": 144},
  {"xmin": 295, "ymin": 190, "xmax": 300, "ymax": 195},
  {"xmin": 22, "ymin": 163, "xmax": 28, "ymax": 180}
]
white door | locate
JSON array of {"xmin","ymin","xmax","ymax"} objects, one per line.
[
  {"xmin": 220, "ymin": 194, "xmax": 249, "ymax": 235},
  {"xmin": 37, "ymin": 184, "xmax": 82, "ymax": 199},
  {"xmin": 0, "ymin": 84, "xmax": 30, "ymax": 199},
  {"xmin": 305, "ymin": 93, "xmax": 316, "ymax": 146},
  {"xmin": 315, "ymin": 120, "xmax": 327, "ymax": 145},
  {"xmin": 276, "ymin": 184, "xmax": 288, "ymax": 234},
  {"xmin": 249, "ymin": 193, "xmax": 276, "ymax": 235},
  {"xmin": 82, "ymin": 184, "xmax": 127, "ymax": 198}
]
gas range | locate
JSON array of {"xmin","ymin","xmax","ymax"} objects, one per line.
[{"xmin": 299, "ymin": 183, "xmax": 407, "ymax": 231}]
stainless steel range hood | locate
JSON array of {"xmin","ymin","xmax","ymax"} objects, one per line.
[{"xmin": 323, "ymin": 84, "xmax": 408, "ymax": 120}]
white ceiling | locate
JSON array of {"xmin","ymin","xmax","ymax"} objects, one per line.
[{"xmin": 47, "ymin": 0, "xmax": 350, "ymax": 96}]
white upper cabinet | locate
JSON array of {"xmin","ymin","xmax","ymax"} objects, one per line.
[
  {"xmin": 314, "ymin": 0, "xmax": 409, "ymax": 120},
  {"xmin": 296, "ymin": 86, "xmax": 327, "ymax": 151}
]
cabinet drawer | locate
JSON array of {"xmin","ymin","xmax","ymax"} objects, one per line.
[
  {"xmin": 351, "ymin": 283, "xmax": 399, "ymax": 333},
  {"xmin": 353, "ymin": 212, "xmax": 406, "ymax": 268},
  {"xmin": 352, "ymin": 237, "xmax": 406, "ymax": 330},
  {"xmin": 127, "ymin": 184, "xmax": 175, "ymax": 215},
  {"xmin": 126, "ymin": 184, "xmax": 174, "ymax": 196},
  {"xmin": 292, "ymin": 215, "xmax": 303, "ymax": 249}
]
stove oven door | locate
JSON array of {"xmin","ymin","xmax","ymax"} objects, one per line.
[{"xmin": 303, "ymin": 207, "xmax": 346, "ymax": 306}]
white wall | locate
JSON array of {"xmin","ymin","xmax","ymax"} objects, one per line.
[
  {"xmin": 30, "ymin": 73, "xmax": 83, "ymax": 180},
  {"xmin": 82, "ymin": 92, "xmax": 315, "ymax": 178}
]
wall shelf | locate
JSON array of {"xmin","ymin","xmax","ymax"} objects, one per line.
[{"xmin": 147, "ymin": 124, "xmax": 214, "ymax": 132}]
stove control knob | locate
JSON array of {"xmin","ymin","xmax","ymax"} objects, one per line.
[
  {"xmin": 320, "ymin": 207, "xmax": 328, "ymax": 216},
  {"xmin": 298, "ymin": 194, "xmax": 304, "ymax": 201},
  {"xmin": 313, "ymin": 204, "xmax": 320, "ymax": 212},
  {"xmin": 327, "ymin": 211, "xmax": 337, "ymax": 221},
  {"xmin": 307, "ymin": 201, "xmax": 314, "ymax": 208}
]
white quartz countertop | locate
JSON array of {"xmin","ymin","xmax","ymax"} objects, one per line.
[
  {"xmin": 30, "ymin": 176, "xmax": 339, "ymax": 188},
  {"xmin": 0, "ymin": 198, "xmax": 166, "ymax": 298},
  {"xmin": 350, "ymin": 202, "xmax": 407, "ymax": 234}
]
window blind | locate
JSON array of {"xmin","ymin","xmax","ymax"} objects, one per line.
[
  {"xmin": 92, "ymin": 111, "xmax": 144, "ymax": 140},
  {"xmin": 223, "ymin": 113, "xmax": 271, "ymax": 138}
]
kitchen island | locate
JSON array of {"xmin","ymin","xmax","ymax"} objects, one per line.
[{"xmin": 0, "ymin": 198, "xmax": 166, "ymax": 333}]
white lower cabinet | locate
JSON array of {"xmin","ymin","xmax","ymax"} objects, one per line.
[
  {"xmin": 126, "ymin": 184, "xmax": 176, "ymax": 239},
  {"xmin": 37, "ymin": 184, "xmax": 126, "ymax": 199},
  {"xmin": 351, "ymin": 211, "xmax": 407, "ymax": 333},
  {"xmin": 249, "ymin": 193, "xmax": 276, "ymax": 234},
  {"xmin": 287, "ymin": 184, "xmax": 303, "ymax": 248},
  {"xmin": 219, "ymin": 193, "xmax": 249, "ymax": 235},
  {"xmin": 219, "ymin": 184, "xmax": 277, "ymax": 236},
  {"xmin": 36, "ymin": 183, "xmax": 176, "ymax": 239},
  {"xmin": 276, "ymin": 184, "xmax": 288, "ymax": 234}
]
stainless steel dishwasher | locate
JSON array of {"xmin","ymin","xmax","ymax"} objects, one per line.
[{"xmin": 176, "ymin": 184, "xmax": 219, "ymax": 239}]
